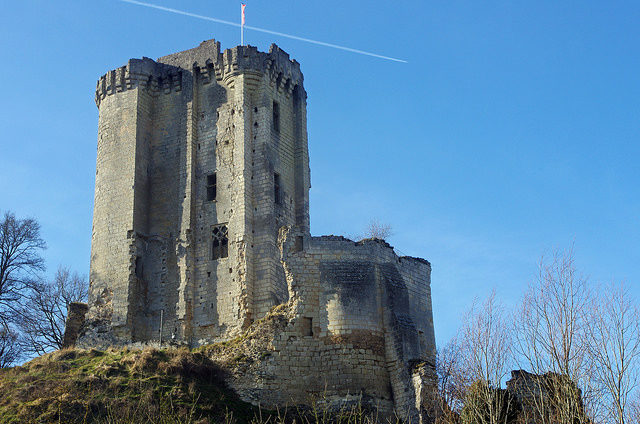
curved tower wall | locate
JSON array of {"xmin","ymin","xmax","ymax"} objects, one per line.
[
  {"xmin": 268, "ymin": 229, "xmax": 436, "ymax": 415},
  {"xmin": 90, "ymin": 60, "xmax": 156, "ymax": 339}
]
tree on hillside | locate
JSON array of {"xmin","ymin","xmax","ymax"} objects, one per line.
[
  {"xmin": 587, "ymin": 283, "xmax": 640, "ymax": 424},
  {"xmin": 513, "ymin": 248, "xmax": 592, "ymax": 424},
  {"xmin": 0, "ymin": 323, "xmax": 20, "ymax": 368},
  {"xmin": 0, "ymin": 211, "xmax": 46, "ymax": 327},
  {"xmin": 17, "ymin": 267, "xmax": 87, "ymax": 356}
]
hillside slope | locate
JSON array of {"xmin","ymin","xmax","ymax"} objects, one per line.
[
  {"xmin": 0, "ymin": 347, "xmax": 263, "ymax": 424},
  {"xmin": 0, "ymin": 306, "xmax": 407, "ymax": 424}
]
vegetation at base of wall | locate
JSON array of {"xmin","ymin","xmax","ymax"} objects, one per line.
[
  {"xmin": 0, "ymin": 347, "xmax": 260, "ymax": 423},
  {"xmin": 196, "ymin": 303, "xmax": 290, "ymax": 372},
  {"xmin": 0, "ymin": 344, "xmax": 410, "ymax": 424}
]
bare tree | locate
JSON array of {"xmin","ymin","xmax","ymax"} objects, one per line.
[
  {"xmin": 437, "ymin": 336, "xmax": 469, "ymax": 413},
  {"xmin": 433, "ymin": 336, "xmax": 469, "ymax": 422},
  {"xmin": 459, "ymin": 291, "xmax": 515, "ymax": 424},
  {"xmin": 587, "ymin": 283, "xmax": 640, "ymax": 424},
  {"xmin": 0, "ymin": 211, "xmax": 46, "ymax": 325},
  {"xmin": 513, "ymin": 248, "xmax": 592, "ymax": 424},
  {"xmin": 0, "ymin": 322, "xmax": 20, "ymax": 368},
  {"xmin": 630, "ymin": 391, "xmax": 640, "ymax": 424},
  {"xmin": 364, "ymin": 218, "xmax": 393, "ymax": 240},
  {"xmin": 17, "ymin": 267, "xmax": 87, "ymax": 355}
]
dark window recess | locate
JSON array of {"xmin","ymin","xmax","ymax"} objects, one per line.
[
  {"xmin": 272, "ymin": 101, "xmax": 280, "ymax": 133},
  {"xmin": 295, "ymin": 236, "xmax": 304, "ymax": 252},
  {"xmin": 212, "ymin": 225, "xmax": 228, "ymax": 260},
  {"xmin": 274, "ymin": 173, "xmax": 281, "ymax": 204},
  {"xmin": 207, "ymin": 173, "xmax": 216, "ymax": 201},
  {"xmin": 302, "ymin": 317, "xmax": 313, "ymax": 336},
  {"xmin": 135, "ymin": 256, "xmax": 143, "ymax": 278}
]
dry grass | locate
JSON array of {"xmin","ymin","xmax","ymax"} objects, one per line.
[
  {"xmin": 0, "ymin": 306, "xmax": 414, "ymax": 423},
  {"xmin": 197, "ymin": 303, "xmax": 289, "ymax": 371},
  {"xmin": 0, "ymin": 347, "xmax": 260, "ymax": 423},
  {"xmin": 0, "ymin": 345, "xmax": 413, "ymax": 424}
]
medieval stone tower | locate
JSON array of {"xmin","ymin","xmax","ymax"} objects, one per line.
[
  {"xmin": 87, "ymin": 40, "xmax": 309, "ymax": 345},
  {"xmin": 79, "ymin": 39, "xmax": 436, "ymax": 419}
]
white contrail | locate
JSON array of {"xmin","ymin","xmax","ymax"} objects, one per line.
[{"xmin": 118, "ymin": 0, "xmax": 408, "ymax": 63}]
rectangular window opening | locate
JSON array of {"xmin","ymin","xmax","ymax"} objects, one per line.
[
  {"xmin": 274, "ymin": 173, "xmax": 281, "ymax": 204},
  {"xmin": 272, "ymin": 101, "xmax": 280, "ymax": 133},
  {"xmin": 212, "ymin": 224, "xmax": 229, "ymax": 260},
  {"xmin": 295, "ymin": 236, "xmax": 304, "ymax": 252},
  {"xmin": 207, "ymin": 173, "xmax": 217, "ymax": 201},
  {"xmin": 302, "ymin": 317, "xmax": 313, "ymax": 337},
  {"xmin": 135, "ymin": 256, "xmax": 143, "ymax": 279}
]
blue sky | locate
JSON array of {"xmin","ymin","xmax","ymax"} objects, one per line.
[{"xmin": 1, "ymin": 1, "xmax": 638, "ymax": 346}]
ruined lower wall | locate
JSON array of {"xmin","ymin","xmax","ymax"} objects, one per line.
[
  {"xmin": 71, "ymin": 225, "xmax": 436, "ymax": 419},
  {"xmin": 218, "ymin": 227, "xmax": 436, "ymax": 420}
]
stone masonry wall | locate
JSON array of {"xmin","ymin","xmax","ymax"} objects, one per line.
[
  {"xmin": 221, "ymin": 226, "xmax": 436, "ymax": 420},
  {"xmin": 89, "ymin": 84, "xmax": 143, "ymax": 341}
]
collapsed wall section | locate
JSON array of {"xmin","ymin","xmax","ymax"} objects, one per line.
[{"xmin": 220, "ymin": 227, "xmax": 436, "ymax": 420}]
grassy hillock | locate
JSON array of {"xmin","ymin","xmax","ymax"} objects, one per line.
[
  {"xmin": 0, "ymin": 308, "xmax": 401, "ymax": 423},
  {"xmin": 0, "ymin": 347, "xmax": 263, "ymax": 424}
]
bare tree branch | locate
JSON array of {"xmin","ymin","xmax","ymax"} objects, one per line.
[
  {"xmin": 513, "ymin": 248, "xmax": 592, "ymax": 423},
  {"xmin": 0, "ymin": 322, "xmax": 21, "ymax": 368},
  {"xmin": 0, "ymin": 211, "xmax": 46, "ymax": 326},
  {"xmin": 364, "ymin": 218, "xmax": 393, "ymax": 240},
  {"xmin": 17, "ymin": 266, "xmax": 87, "ymax": 356},
  {"xmin": 459, "ymin": 291, "xmax": 515, "ymax": 424},
  {"xmin": 587, "ymin": 282, "xmax": 640, "ymax": 424},
  {"xmin": 432, "ymin": 335, "xmax": 470, "ymax": 423}
]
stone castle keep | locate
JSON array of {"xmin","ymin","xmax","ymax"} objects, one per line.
[{"xmin": 74, "ymin": 39, "xmax": 436, "ymax": 418}]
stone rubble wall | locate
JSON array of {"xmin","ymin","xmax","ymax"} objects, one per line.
[{"xmin": 61, "ymin": 303, "xmax": 89, "ymax": 348}]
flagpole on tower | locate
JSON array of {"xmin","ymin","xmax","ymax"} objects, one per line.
[{"xmin": 241, "ymin": 4, "xmax": 245, "ymax": 46}]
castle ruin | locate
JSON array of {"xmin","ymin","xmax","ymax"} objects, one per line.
[{"xmin": 75, "ymin": 39, "xmax": 436, "ymax": 419}]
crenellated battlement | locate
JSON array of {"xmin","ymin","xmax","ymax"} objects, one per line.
[
  {"xmin": 95, "ymin": 39, "xmax": 304, "ymax": 107},
  {"xmin": 95, "ymin": 58, "xmax": 183, "ymax": 107},
  {"xmin": 206, "ymin": 43, "xmax": 303, "ymax": 95}
]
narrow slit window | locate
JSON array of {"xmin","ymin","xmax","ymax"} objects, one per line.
[
  {"xmin": 212, "ymin": 225, "xmax": 228, "ymax": 260},
  {"xmin": 272, "ymin": 101, "xmax": 280, "ymax": 133},
  {"xmin": 207, "ymin": 173, "xmax": 216, "ymax": 201},
  {"xmin": 135, "ymin": 256, "xmax": 143, "ymax": 278},
  {"xmin": 274, "ymin": 173, "xmax": 281, "ymax": 204},
  {"xmin": 302, "ymin": 317, "xmax": 313, "ymax": 337},
  {"xmin": 295, "ymin": 236, "xmax": 304, "ymax": 252}
]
